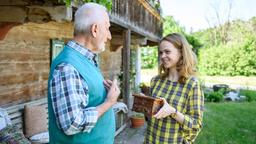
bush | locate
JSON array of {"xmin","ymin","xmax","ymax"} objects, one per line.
[
  {"xmin": 213, "ymin": 84, "xmax": 229, "ymax": 94},
  {"xmin": 141, "ymin": 46, "xmax": 158, "ymax": 69},
  {"xmin": 205, "ymin": 90, "xmax": 225, "ymax": 102},
  {"xmin": 239, "ymin": 89, "xmax": 256, "ymax": 102},
  {"xmin": 198, "ymin": 39, "xmax": 256, "ymax": 76}
]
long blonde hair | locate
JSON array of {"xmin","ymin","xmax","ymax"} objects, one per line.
[{"xmin": 159, "ymin": 33, "xmax": 197, "ymax": 83}]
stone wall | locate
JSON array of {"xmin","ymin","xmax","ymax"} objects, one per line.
[{"xmin": 99, "ymin": 42, "xmax": 122, "ymax": 80}]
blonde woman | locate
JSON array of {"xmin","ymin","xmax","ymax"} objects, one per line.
[{"xmin": 145, "ymin": 33, "xmax": 204, "ymax": 144}]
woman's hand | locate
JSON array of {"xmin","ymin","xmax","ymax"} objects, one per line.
[{"xmin": 153, "ymin": 98, "xmax": 176, "ymax": 119}]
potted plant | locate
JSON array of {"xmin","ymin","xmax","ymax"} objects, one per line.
[
  {"xmin": 130, "ymin": 112, "xmax": 145, "ymax": 128},
  {"xmin": 139, "ymin": 82, "xmax": 150, "ymax": 95}
]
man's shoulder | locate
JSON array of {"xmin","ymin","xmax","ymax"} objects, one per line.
[{"xmin": 53, "ymin": 63, "xmax": 78, "ymax": 74}]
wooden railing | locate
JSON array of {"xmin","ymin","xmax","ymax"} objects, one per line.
[{"xmin": 110, "ymin": 0, "xmax": 162, "ymax": 41}]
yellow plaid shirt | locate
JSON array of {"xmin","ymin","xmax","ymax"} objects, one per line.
[{"xmin": 145, "ymin": 76, "xmax": 204, "ymax": 144}]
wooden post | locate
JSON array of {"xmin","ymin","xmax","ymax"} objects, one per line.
[
  {"xmin": 135, "ymin": 45, "xmax": 141, "ymax": 87},
  {"xmin": 122, "ymin": 29, "xmax": 131, "ymax": 111}
]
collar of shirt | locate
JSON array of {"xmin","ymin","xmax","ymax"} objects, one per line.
[{"xmin": 67, "ymin": 40, "xmax": 98, "ymax": 67}]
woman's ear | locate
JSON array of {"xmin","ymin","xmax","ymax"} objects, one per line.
[{"xmin": 91, "ymin": 24, "xmax": 98, "ymax": 38}]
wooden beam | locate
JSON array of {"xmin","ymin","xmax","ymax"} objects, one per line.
[
  {"xmin": 0, "ymin": 6, "xmax": 72, "ymax": 23},
  {"xmin": 137, "ymin": 0, "xmax": 162, "ymax": 20},
  {"xmin": 110, "ymin": 14, "xmax": 160, "ymax": 44},
  {"xmin": 27, "ymin": 6, "xmax": 72, "ymax": 22},
  {"xmin": 111, "ymin": 35, "xmax": 147, "ymax": 46},
  {"xmin": 0, "ymin": 6, "xmax": 27, "ymax": 23},
  {"xmin": 0, "ymin": 0, "xmax": 28, "ymax": 6},
  {"xmin": 122, "ymin": 29, "xmax": 131, "ymax": 112}
]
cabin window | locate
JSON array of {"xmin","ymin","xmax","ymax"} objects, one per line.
[{"xmin": 50, "ymin": 39, "xmax": 65, "ymax": 64}]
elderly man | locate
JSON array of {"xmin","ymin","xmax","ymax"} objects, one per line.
[{"xmin": 48, "ymin": 3, "xmax": 120, "ymax": 144}]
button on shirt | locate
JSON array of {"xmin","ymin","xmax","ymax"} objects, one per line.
[{"xmin": 49, "ymin": 41, "xmax": 99, "ymax": 135}]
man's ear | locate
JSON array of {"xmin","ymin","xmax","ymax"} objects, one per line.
[{"xmin": 91, "ymin": 24, "xmax": 98, "ymax": 38}]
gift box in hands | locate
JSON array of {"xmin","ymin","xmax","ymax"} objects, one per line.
[{"xmin": 132, "ymin": 94, "xmax": 163, "ymax": 117}]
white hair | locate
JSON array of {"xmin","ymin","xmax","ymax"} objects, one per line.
[{"xmin": 74, "ymin": 3, "xmax": 107, "ymax": 36}]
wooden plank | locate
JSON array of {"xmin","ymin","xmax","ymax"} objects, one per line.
[
  {"xmin": 110, "ymin": 14, "xmax": 160, "ymax": 43},
  {"xmin": 111, "ymin": 35, "xmax": 147, "ymax": 45},
  {"xmin": 5, "ymin": 96, "xmax": 127, "ymax": 137},
  {"xmin": 16, "ymin": 123, "xmax": 23, "ymax": 130},
  {"xmin": 4, "ymin": 97, "xmax": 48, "ymax": 131},
  {"xmin": 115, "ymin": 123, "xmax": 127, "ymax": 136},
  {"xmin": 0, "ymin": 6, "xmax": 27, "ymax": 22},
  {"xmin": 11, "ymin": 117, "xmax": 23, "ymax": 125},
  {"xmin": 5, "ymin": 97, "xmax": 47, "ymax": 110},
  {"xmin": 9, "ymin": 111, "xmax": 22, "ymax": 119}
]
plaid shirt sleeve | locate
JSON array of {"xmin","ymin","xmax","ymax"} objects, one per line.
[
  {"xmin": 181, "ymin": 79, "xmax": 204, "ymax": 139},
  {"xmin": 50, "ymin": 63, "xmax": 98, "ymax": 135}
]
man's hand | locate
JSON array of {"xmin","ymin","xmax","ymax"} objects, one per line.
[
  {"xmin": 153, "ymin": 98, "xmax": 176, "ymax": 119},
  {"xmin": 96, "ymin": 79, "xmax": 120, "ymax": 118},
  {"xmin": 104, "ymin": 79, "xmax": 120, "ymax": 105},
  {"xmin": 103, "ymin": 79, "xmax": 112, "ymax": 91}
]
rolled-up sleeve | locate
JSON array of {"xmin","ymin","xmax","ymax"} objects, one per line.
[
  {"xmin": 50, "ymin": 63, "xmax": 98, "ymax": 135},
  {"xmin": 181, "ymin": 80, "xmax": 204, "ymax": 139}
]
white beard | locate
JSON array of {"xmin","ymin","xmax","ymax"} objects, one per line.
[{"xmin": 95, "ymin": 42, "xmax": 105, "ymax": 53}]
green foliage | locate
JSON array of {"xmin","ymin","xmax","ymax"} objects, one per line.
[
  {"xmin": 61, "ymin": 0, "xmax": 112, "ymax": 10},
  {"xmin": 163, "ymin": 16, "xmax": 185, "ymax": 36},
  {"xmin": 198, "ymin": 38, "xmax": 256, "ymax": 76},
  {"xmin": 163, "ymin": 16, "xmax": 202, "ymax": 54},
  {"xmin": 185, "ymin": 34, "xmax": 202, "ymax": 55},
  {"xmin": 239, "ymin": 89, "xmax": 256, "ymax": 102},
  {"xmin": 130, "ymin": 48, "xmax": 137, "ymax": 91},
  {"xmin": 141, "ymin": 16, "xmax": 202, "ymax": 70},
  {"xmin": 118, "ymin": 48, "xmax": 137, "ymax": 97},
  {"xmin": 141, "ymin": 46, "xmax": 158, "ymax": 69},
  {"xmin": 131, "ymin": 112, "xmax": 145, "ymax": 119},
  {"xmin": 205, "ymin": 89, "xmax": 225, "ymax": 102},
  {"xmin": 148, "ymin": 0, "xmax": 162, "ymax": 13},
  {"xmin": 195, "ymin": 17, "xmax": 256, "ymax": 76}
]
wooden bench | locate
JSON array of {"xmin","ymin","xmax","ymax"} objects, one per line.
[
  {"xmin": 4, "ymin": 97, "xmax": 126, "ymax": 138},
  {"xmin": 4, "ymin": 98, "xmax": 48, "ymax": 133}
]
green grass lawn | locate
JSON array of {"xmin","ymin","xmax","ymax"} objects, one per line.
[{"xmin": 195, "ymin": 102, "xmax": 256, "ymax": 144}]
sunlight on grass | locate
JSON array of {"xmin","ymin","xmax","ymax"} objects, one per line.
[
  {"xmin": 196, "ymin": 102, "xmax": 256, "ymax": 144},
  {"xmin": 141, "ymin": 68, "xmax": 256, "ymax": 87},
  {"xmin": 199, "ymin": 76, "xmax": 256, "ymax": 86}
]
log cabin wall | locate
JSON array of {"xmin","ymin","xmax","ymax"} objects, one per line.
[
  {"xmin": 0, "ymin": 0, "xmax": 162, "ymax": 107},
  {"xmin": 0, "ymin": 22, "xmax": 73, "ymax": 106},
  {"xmin": 0, "ymin": 21, "xmax": 121, "ymax": 107}
]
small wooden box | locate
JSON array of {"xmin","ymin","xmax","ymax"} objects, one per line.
[{"xmin": 132, "ymin": 94, "xmax": 163, "ymax": 117}]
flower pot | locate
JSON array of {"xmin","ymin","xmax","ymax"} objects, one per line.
[{"xmin": 130, "ymin": 117, "xmax": 145, "ymax": 128}]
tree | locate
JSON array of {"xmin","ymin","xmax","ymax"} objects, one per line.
[
  {"xmin": 163, "ymin": 16, "xmax": 202, "ymax": 54},
  {"xmin": 205, "ymin": 0, "xmax": 234, "ymax": 45},
  {"xmin": 141, "ymin": 16, "xmax": 203, "ymax": 70},
  {"xmin": 163, "ymin": 16, "xmax": 185, "ymax": 36},
  {"xmin": 196, "ymin": 17, "xmax": 256, "ymax": 76}
]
